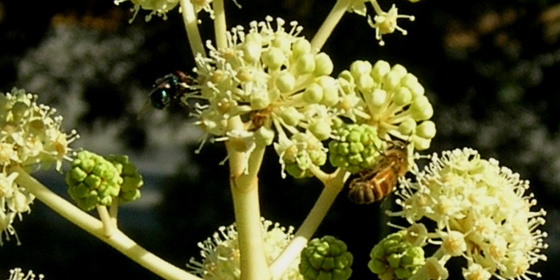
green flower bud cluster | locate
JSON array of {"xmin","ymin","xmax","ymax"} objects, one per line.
[
  {"xmin": 105, "ymin": 155, "xmax": 143, "ymax": 203},
  {"xmin": 338, "ymin": 60, "xmax": 435, "ymax": 150},
  {"xmin": 368, "ymin": 231, "xmax": 425, "ymax": 280},
  {"xmin": 299, "ymin": 236, "xmax": 353, "ymax": 280},
  {"xmin": 328, "ymin": 123, "xmax": 382, "ymax": 174},
  {"xmin": 274, "ymin": 132, "xmax": 327, "ymax": 178},
  {"xmin": 66, "ymin": 151, "xmax": 123, "ymax": 211}
]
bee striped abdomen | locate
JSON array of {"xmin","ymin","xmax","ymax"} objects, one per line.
[{"xmin": 347, "ymin": 169, "xmax": 398, "ymax": 204}]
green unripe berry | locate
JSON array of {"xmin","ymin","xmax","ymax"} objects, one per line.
[{"xmin": 106, "ymin": 154, "xmax": 143, "ymax": 203}]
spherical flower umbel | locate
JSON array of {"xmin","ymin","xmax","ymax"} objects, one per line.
[
  {"xmin": 188, "ymin": 218, "xmax": 303, "ymax": 280},
  {"xmin": 66, "ymin": 151, "xmax": 123, "ymax": 211},
  {"xmin": 0, "ymin": 88, "xmax": 78, "ymax": 173},
  {"xmin": 192, "ymin": 16, "xmax": 339, "ymax": 176},
  {"xmin": 299, "ymin": 235, "xmax": 353, "ymax": 280},
  {"xmin": 388, "ymin": 148, "xmax": 547, "ymax": 280},
  {"xmin": 328, "ymin": 122, "xmax": 382, "ymax": 174},
  {"xmin": 368, "ymin": 231, "xmax": 425, "ymax": 280},
  {"xmin": 338, "ymin": 60, "xmax": 435, "ymax": 151}
]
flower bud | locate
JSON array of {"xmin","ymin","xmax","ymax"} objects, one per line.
[{"xmin": 314, "ymin": 53, "xmax": 334, "ymax": 76}]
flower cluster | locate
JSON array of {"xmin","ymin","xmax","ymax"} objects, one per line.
[
  {"xmin": 328, "ymin": 122, "xmax": 382, "ymax": 174},
  {"xmin": 188, "ymin": 218, "xmax": 302, "ymax": 280},
  {"xmin": 192, "ymin": 16, "xmax": 338, "ymax": 174},
  {"xmin": 368, "ymin": 230, "xmax": 425, "ymax": 280},
  {"xmin": 299, "ymin": 235, "xmax": 353, "ymax": 280},
  {"xmin": 66, "ymin": 151, "xmax": 143, "ymax": 211},
  {"xmin": 0, "ymin": 88, "xmax": 77, "ymax": 244},
  {"xmin": 338, "ymin": 60, "xmax": 435, "ymax": 151},
  {"xmin": 387, "ymin": 148, "xmax": 547, "ymax": 280}
]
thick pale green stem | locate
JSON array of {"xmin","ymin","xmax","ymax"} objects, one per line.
[
  {"xmin": 226, "ymin": 117, "xmax": 270, "ymax": 280},
  {"xmin": 180, "ymin": 0, "xmax": 207, "ymax": 58},
  {"xmin": 310, "ymin": 0, "xmax": 354, "ymax": 52},
  {"xmin": 212, "ymin": 0, "xmax": 228, "ymax": 49},
  {"xmin": 14, "ymin": 167, "xmax": 201, "ymax": 280},
  {"xmin": 269, "ymin": 168, "xmax": 349, "ymax": 279}
]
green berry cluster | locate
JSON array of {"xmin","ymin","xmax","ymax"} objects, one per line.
[
  {"xmin": 368, "ymin": 231, "xmax": 425, "ymax": 280},
  {"xmin": 105, "ymin": 155, "xmax": 143, "ymax": 203},
  {"xmin": 276, "ymin": 132, "xmax": 327, "ymax": 178},
  {"xmin": 299, "ymin": 236, "xmax": 353, "ymax": 280},
  {"xmin": 66, "ymin": 151, "xmax": 143, "ymax": 211},
  {"xmin": 328, "ymin": 122, "xmax": 382, "ymax": 174}
]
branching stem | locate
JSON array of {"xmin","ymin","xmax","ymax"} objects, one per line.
[
  {"xmin": 13, "ymin": 167, "xmax": 201, "ymax": 280},
  {"xmin": 269, "ymin": 168, "xmax": 349, "ymax": 279}
]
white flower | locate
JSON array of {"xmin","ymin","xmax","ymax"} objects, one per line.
[
  {"xmin": 389, "ymin": 148, "xmax": 547, "ymax": 280},
  {"xmin": 188, "ymin": 218, "xmax": 302, "ymax": 280},
  {"xmin": 114, "ymin": 0, "xmax": 179, "ymax": 22},
  {"xmin": 191, "ymin": 17, "xmax": 338, "ymax": 176},
  {"xmin": 7, "ymin": 268, "xmax": 43, "ymax": 280},
  {"xmin": 0, "ymin": 88, "xmax": 78, "ymax": 172}
]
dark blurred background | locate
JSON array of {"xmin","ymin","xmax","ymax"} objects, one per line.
[{"xmin": 0, "ymin": 0, "xmax": 559, "ymax": 279}]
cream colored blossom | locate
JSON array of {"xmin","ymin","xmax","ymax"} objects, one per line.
[
  {"xmin": 389, "ymin": 148, "xmax": 547, "ymax": 280},
  {"xmin": 188, "ymin": 218, "xmax": 302, "ymax": 280}
]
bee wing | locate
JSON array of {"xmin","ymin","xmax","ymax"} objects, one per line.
[{"xmin": 136, "ymin": 97, "xmax": 154, "ymax": 120}]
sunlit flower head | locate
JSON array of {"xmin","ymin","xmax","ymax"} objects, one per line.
[
  {"xmin": 192, "ymin": 16, "xmax": 339, "ymax": 175},
  {"xmin": 0, "ymin": 88, "xmax": 78, "ymax": 173},
  {"xmin": 188, "ymin": 218, "xmax": 302, "ymax": 280},
  {"xmin": 388, "ymin": 148, "xmax": 547, "ymax": 280},
  {"xmin": 338, "ymin": 60, "xmax": 435, "ymax": 152}
]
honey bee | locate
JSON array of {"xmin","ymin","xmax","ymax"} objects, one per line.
[
  {"xmin": 249, "ymin": 106, "xmax": 273, "ymax": 131},
  {"xmin": 347, "ymin": 137, "xmax": 410, "ymax": 204}
]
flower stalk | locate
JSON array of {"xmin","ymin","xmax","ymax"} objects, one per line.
[
  {"xmin": 226, "ymin": 117, "xmax": 270, "ymax": 280},
  {"xmin": 310, "ymin": 0, "xmax": 354, "ymax": 52},
  {"xmin": 180, "ymin": 0, "xmax": 207, "ymax": 58},
  {"xmin": 13, "ymin": 166, "xmax": 201, "ymax": 280},
  {"xmin": 270, "ymin": 168, "xmax": 349, "ymax": 279}
]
